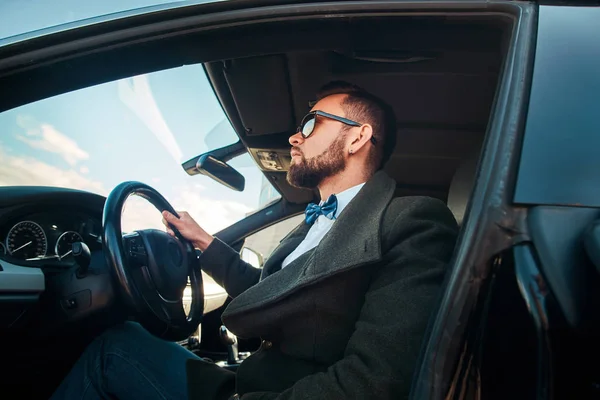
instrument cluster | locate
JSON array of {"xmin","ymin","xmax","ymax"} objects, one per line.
[{"xmin": 0, "ymin": 210, "xmax": 102, "ymax": 265}]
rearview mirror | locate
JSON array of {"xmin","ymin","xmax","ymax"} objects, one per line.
[{"xmin": 196, "ymin": 154, "xmax": 245, "ymax": 192}]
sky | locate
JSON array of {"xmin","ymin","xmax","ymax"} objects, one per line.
[{"xmin": 0, "ymin": 60, "xmax": 278, "ymax": 235}]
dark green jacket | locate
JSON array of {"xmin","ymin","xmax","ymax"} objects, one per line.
[{"xmin": 189, "ymin": 170, "xmax": 458, "ymax": 399}]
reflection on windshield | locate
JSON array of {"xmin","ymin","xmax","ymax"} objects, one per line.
[
  {"xmin": 0, "ymin": 64, "xmax": 280, "ymax": 234},
  {"xmin": 0, "ymin": 1, "xmax": 217, "ymax": 41}
]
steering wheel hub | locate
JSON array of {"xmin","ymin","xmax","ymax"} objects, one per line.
[{"xmin": 138, "ymin": 230, "xmax": 189, "ymax": 301}]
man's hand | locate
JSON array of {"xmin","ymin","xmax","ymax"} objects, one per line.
[{"xmin": 161, "ymin": 210, "xmax": 214, "ymax": 251}]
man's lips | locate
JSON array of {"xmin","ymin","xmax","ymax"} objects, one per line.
[{"xmin": 290, "ymin": 150, "xmax": 302, "ymax": 158}]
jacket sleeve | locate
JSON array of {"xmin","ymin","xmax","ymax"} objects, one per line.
[
  {"xmin": 238, "ymin": 197, "xmax": 459, "ymax": 400},
  {"xmin": 200, "ymin": 237, "xmax": 261, "ymax": 298}
]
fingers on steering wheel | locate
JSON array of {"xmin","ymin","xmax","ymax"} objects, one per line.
[
  {"xmin": 162, "ymin": 211, "xmax": 177, "ymax": 225},
  {"xmin": 160, "ymin": 213, "xmax": 176, "ymax": 237}
]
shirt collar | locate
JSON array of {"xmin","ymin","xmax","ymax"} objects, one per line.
[{"xmin": 319, "ymin": 182, "xmax": 366, "ymax": 219}]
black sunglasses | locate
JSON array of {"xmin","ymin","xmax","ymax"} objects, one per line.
[{"xmin": 297, "ymin": 110, "xmax": 377, "ymax": 144}]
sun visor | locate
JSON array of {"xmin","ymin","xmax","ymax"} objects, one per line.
[{"xmin": 223, "ymin": 55, "xmax": 294, "ymax": 135}]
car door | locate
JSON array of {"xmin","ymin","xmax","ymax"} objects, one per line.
[
  {"xmin": 411, "ymin": 3, "xmax": 600, "ymax": 400},
  {"xmin": 509, "ymin": 5, "xmax": 600, "ymax": 399}
]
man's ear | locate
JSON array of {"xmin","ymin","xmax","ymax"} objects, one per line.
[{"xmin": 348, "ymin": 124, "xmax": 374, "ymax": 154}]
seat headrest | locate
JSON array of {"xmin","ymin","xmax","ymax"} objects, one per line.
[{"xmin": 447, "ymin": 153, "xmax": 479, "ymax": 225}]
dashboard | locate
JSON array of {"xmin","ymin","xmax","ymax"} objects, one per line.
[
  {"xmin": 0, "ymin": 210, "xmax": 103, "ymax": 267},
  {"xmin": 0, "ymin": 186, "xmax": 228, "ymax": 338},
  {"xmin": 0, "ymin": 187, "xmax": 108, "ymax": 333}
]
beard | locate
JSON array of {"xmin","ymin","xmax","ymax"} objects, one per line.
[{"xmin": 286, "ymin": 134, "xmax": 347, "ymax": 189}]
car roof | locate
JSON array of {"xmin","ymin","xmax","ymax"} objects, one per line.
[{"xmin": 0, "ymin": 0, "xmax": 218, "ymax": 44}]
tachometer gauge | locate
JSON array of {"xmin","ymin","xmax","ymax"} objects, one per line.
[
  {"xmin": 55, "ymin": 231, "xmax": 84, "ymax": 260},
  {"xmin": 6, "ymin": 221, "xmax": 48, "ymax": 260}
]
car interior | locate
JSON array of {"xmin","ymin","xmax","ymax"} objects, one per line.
[{"xmin": 0, "ymin": 9, "xmax": 525, "ymax": 399}]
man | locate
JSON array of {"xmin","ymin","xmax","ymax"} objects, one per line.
[{"xmin": 51, "ymin": 81, "xmax": 458, "ymax": 400}]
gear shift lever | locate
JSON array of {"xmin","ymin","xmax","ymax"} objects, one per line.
[{"xmin": 219, "ymin": 325, "xmax": 238, "ymax": 365}]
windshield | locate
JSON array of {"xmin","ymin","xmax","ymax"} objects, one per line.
[
  {"xmin": 0, "ymin": 64, "xmax": 281, "ymax": 234},
  {"xmin": 0, "ymin": 1, "xmax": 218, "ymax": 41}
]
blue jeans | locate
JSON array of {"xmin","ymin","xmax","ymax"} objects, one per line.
[{"xmin": 50, "ymin": 321, "xmax": 208, "ymax": 400}]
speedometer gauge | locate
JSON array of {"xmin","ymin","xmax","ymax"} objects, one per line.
[
  {"xmin": 55, "ymin": 231, "xmax": 83, "ymax": 260},
  {"xmin": 6, "ymin": 221, "xmax": 48, "ymax": 260}
]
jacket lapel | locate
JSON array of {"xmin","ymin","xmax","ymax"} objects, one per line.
[{"xmin": 223, "ymin": 171, "xmax": 396, "ymax": 319}]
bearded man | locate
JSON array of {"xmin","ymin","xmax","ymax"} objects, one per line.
[{"xmin": 51, "ymin": 81, "xmax": 459, "ymax": 400}]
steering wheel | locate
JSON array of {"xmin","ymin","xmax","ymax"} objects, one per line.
[{"xmin": 102, "ymin": 181, "xmax": 204, "ymax": 341}]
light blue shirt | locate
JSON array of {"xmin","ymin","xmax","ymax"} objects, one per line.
[{"xmin": 281, "ymin": 182, "xmax": 366, "ymax": 269}]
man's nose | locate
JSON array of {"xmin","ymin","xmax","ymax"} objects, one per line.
[{"xmin": 289, "ymin": 131, "xmax": 304, "ymax": 146}]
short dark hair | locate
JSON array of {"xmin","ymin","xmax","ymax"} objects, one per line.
[{"xmin": 314, "ymin": 81, "xmax": 397, "ymax": 171}]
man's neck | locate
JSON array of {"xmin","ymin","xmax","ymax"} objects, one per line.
[{"xmin": 318, "ymin": 170, "xmax": 372, "ymax": 200}]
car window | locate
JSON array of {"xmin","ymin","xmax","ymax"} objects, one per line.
[
  {"xmin": 241, "ymin": 214, "xmax": 305, "ymax": 268},
  {"xmin": 0, "ymin": 64, "xmax": 281, "ymax": 234}
]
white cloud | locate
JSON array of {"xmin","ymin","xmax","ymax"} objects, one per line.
[
  {"xmin": 119, "ymin": 184, "xmax": 252, "ymax": 235},
  {"xmin": 0, "ymin": 148, "xmax": 106, "ymax": 195},
  {"xmin": 0, "ymin": 144, "xmax": 251, "ymax": 237},
  {"xmin": 117, "ymin": 75, "xmax": 183, "ymax": 163},
  {"xmin": 80, "ymin": 166, "xmax": 89, "ymax": 174},
  {"xmin": 121, "ymin": 196, "xmax": 166, "ymax": 233},
  {"xmin": 172, "ymin": 186, "xmax": 253, "ymax": 234},
  {"xmin": 0, "ymin": 149, "xmax": 166, "ymax": 235},
  {"xmin": 16, "ymin": 114, "xmax": 39, "ymax": 133},
  {"xmin": 16, "ymin": 122, "xmax": 89, "ymax": 166}
]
